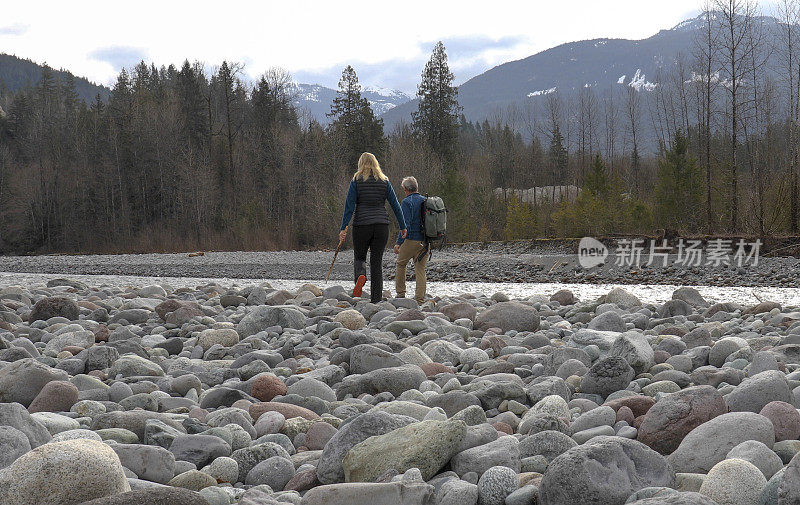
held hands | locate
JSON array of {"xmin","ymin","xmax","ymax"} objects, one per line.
[
  {"xmin": 393, "ymin": 244, "xmax": 400, "ymax": 254},
  {"xmin": 338, "ymin": 229, "xmax": 347, "ymax": 244},
  {"xmin": 400, "ymin": 229, "xmax": 407, "ymax": 239}
]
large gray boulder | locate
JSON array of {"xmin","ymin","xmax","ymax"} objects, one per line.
[
  {"xmin": 0, "ymin": 439, "xmax": 130, "ymax": 505},
  {"xmin": 342, "ymin": 419, "xmax": 466, "ymax": 482},
  {"xmin": 316, "ymin": 411, "xmax": 416, "ymax": 484},
  {"xmin": 538, "ymin": 436, "xmax": 675, "ymax": 505},
  {"xmin": 475, "ymin": 301, "xmax": 539, "ymax": 332},
  {"xmin": 0, "ymin": 358, "xmax": 69, "ymax": 407},
  {"xmin": 237, "ymin": 306, "xmax": 306, "ymax": 337},
  {"xmin": 668, "ymin": 412, "xmax": 776, "ymax": 474},
  {"xmin": 725, "ymin": 370, "xmax": 794, "ymax": 413}
]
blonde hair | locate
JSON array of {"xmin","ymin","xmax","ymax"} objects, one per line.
[{"xmin": 353, "ymin": 152, "xmax": 388, "ymax": 181}]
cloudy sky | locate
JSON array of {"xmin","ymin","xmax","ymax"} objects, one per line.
[{"xmin": 1, "ymin": 1, "xmax": 717, "ymax": 94}]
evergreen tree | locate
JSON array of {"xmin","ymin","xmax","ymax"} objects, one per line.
[
  {"xmin": 327, "ymin": 65, "xmax": 384, "ymax": 164},
  {"xmin": 585, "ymin": 154, "xmax": 610, "ymax": 197},
  {"xmin": 175, "ymin": 60, "xmax": 207, "ymax": 147},
  {"xmin": 504, "ymin": 193, "xmax": 537, "ymax": 240},
  {"xmin": 548, "ymin": 125, "xmax": 568, "ymax": 197},
  {"xmin": 412, "ymin": 41, "xmax": 461, "ymax": 167},
  {"xmin": 655, "ymin": 130, "xmax": 702, "ymax": 230}
]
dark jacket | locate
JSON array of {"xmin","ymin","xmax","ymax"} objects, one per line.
[
  {"xmin": 340, "ymin": 176, "xmax": 406, "ymax": 230},
  {"xmin": 396, "ymin": 192, "xmax": 426, "ymax": 244}
]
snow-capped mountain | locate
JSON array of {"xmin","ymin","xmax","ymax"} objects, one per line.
[
  {"xmin": 380, "ymin": 12, "xmax": 785, "ymax": 146},
  {"xmin": 291, "ymin": 83, "xmax": 412, "ymax": 124}
]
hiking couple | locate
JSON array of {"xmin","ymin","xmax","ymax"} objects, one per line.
[{"xmin": 338, "ymin": 152, "xmax": 429, "ymax": 305}]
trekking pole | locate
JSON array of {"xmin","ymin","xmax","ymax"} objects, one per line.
[{"xmin": 326, "ymin": 226, "xmax": 348, "ymax": 283}]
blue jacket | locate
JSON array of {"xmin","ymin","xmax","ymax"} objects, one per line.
[
  {"xmin": 397, "ymin": 192, "xmax": 426, "ymax": 244},
  {"xmin": 340, "ymin": 179, "xmax": 406, "ymax": 231}
]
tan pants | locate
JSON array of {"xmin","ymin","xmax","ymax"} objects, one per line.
[{"xmin": 396, "ymin": 240, "xmax": 428, "ymax": 304}]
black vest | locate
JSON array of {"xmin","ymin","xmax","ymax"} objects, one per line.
[{"xmin": 353, "ymin": 176, "xmax": 390, "ymax": 226}]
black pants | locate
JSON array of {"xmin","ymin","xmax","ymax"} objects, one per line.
[{"xmin": 352, "ymin": 223, "xmax": 389, "ymax": 303}]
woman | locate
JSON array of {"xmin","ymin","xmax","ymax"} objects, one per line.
[{"xmin": 339, "ymin": 152, "xmax": 407, "ymax": 302}]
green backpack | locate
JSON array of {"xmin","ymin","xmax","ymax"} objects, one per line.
[{"xmin": 419, "ymin": 196, "xmax": 447, "ymax": 260}]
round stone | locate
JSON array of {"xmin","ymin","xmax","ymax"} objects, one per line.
[
  {"xmin": 334, "ymin": 310, "xmax": 367, "ymax": 330},
  {"xmin": 251, "ymin": 374, "xmax": 287, "ymax": 402},
  {"xmin": 698, "ymin": 458, "xmax": 767, "ymax": 505},
  {"xmin": 0, "ymin": 439, "xmax": 130, "ymax": 504},
  {"xmin": 245, "ymin": 455, "xmax": 295, "ymax": 490},
  {"xmin": 477, "ymin": 465, "xmax": 518, "ymax": 505},
  {"xmin": 760, "ymin": 401, "xmax": 800, "ymax": 442}
]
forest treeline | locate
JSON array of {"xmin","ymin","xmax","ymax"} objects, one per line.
[{"xmin": 0, "ymin": 0, "xmax": 799, "ymax": 253}]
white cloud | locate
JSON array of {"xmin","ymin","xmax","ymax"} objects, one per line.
[{"xmin": 1, "ymin": 0, "xmax": 702, "ymax": 92}]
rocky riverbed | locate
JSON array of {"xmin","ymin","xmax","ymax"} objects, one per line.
[
  {"xmin": 1, "ymin": 241, "xmax": 799, "ymax": 287},
  {"xmin": 0, "ymin": 278, "xmax": 799, "ymax": 504}
]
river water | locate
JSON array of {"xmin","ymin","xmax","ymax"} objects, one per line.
[{"xmin": 1, "ymin": 272, "xmax": 799, "ymax": 307}]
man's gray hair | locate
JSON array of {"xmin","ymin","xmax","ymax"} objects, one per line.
[{"xmin": 401, "ymin": 176, "xmax": 418, "ymax": 192}]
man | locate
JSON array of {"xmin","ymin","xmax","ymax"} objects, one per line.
[{"xmin": 393, "ymin": 176, "xmax": 428, "ymax": 305}]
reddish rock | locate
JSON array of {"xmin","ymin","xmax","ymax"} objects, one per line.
[
  {"xmin": 154, "ymin": 299, "xmax": 183, "ymax": 319},
  {"xmin": 637, "ymin": 385, "xmax": 726, "ymax": 455},
  {"xmin": 616, "ymin": 406, "xmax": 635, "ymax": 425},
  {"xmin": 94, "ymin": 325, "xmax": 110, "ymax": 342},
  {"xmin": 28, "ymin": 380, "xmax": 79, "ymax": 413},
  {"xmin": 653, "ymin": 350, "xmax": 670, "ymax": 364},
  {"xmin": 155, "ymin": 299, "xmax": 202, "ymax": 321},
  {"xmin": 77, "ymin": 301, "xmax": 101, "ymax": 311},
  {"xmin": 492, "ymin": 422, "xmax": 514, "ymax": 435},
  {"xmin": 479, "ymin": 335, "xmax": 506, "ymax": 356},
  {"xmin": 396, "ymin": 309, "xmax": 426, "ymax": 321},
  {"xmin": 88, "ymin": 370, "xmax": 106, "ymax": 380},
  {"xmin": 249, "ymin": 402, "xmax": 320, "ymax": 422},
  {"xmin": 250, "ymin": 375, "xmax": 287, "ymax": 402},
  {"xmin": 477, "ymin": 362, "xmax": 516, "ymax": 376},
  {"xmin": 165, "ymin": 306, "xmax": 204, "ymax": 325},
  {"xmin": 633, "ymin": 415, "xmax": 645, "ymax": 430},
  {"xmin": 29, "ymin": 297, "xmax": 80, "ymax": 322},
  {"xmin": 284, "ymin": 469, "xmax": 320, "ymax": 492},
  {"xmin": 305, "ymin": 421, "xmax": 338, "ymax": 450},
  {"xmin": 418, "ymin": 363, "xmax": 452, "ymax": 378},
  {"xmin": 603, "ymin": 395, "xmax": 656, "ymax": 417},
  {"xmin": 760, "ymin": 401, "xmax": 800, "ymax": 442},
  {"xmin": 63, "ymin": 345, "xmax": 85, "ymax": 355},
  {"xmin": 0, "ymin": 321, "xmax": 13, "ymax": 331},
  {"xmin": 188, "ymin": 407, "xmax": 208, "ymax": 422}
]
